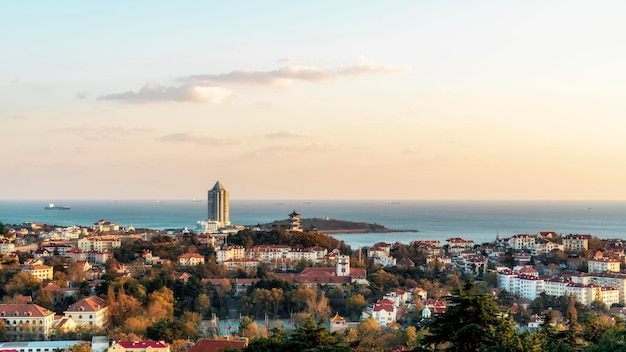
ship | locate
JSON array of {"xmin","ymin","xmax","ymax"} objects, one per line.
[{"xmin": 44, "ymin": 203, "xmax": 71, "ymax": 210}]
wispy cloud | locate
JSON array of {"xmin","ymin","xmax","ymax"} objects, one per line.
[
  {"xmin": 184, "ymin": 57, "xmax": 412, "ymax": 87},
  {"xmin": 278, "ymin": 56, "xmax": 303, "ymax": 64},
  {"xmin": 98, "ymin": 83, "xmax": 232, "ymax": 103},
  {"xmin": 242, "ymin": 142, "xmax": 334, "ymax": 158},
  {"xmin": 265, "ymin": 131, "xmax": 312, "ymax": 139},
  {"xmin": 401, "ymin": 149, "xmax": 422, "ymax": 156},
  {"xmin": 76, "ymin": 91, "xmax": 89, "ymax": 100},
  {"xmin": 99, "ymin": 57, "xmax": 411, "ymax": 103},
  {"xmin": 50, "ymin": 126, "xmax": 152, "ymax": 141},
  {"xmin": 157, "ymin": 132, "xmax": 245, "ymax": 146}
]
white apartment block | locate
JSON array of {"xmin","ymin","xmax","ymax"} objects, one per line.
[
  {"xmin": 515, "ymin": 274, "xmax": 544, "ymax": 300},
  {"xmin": 22, "ymin": 265, "xmax": 54, "ymax": 281},
  {"xmin": 222, "ymin": 258, "xmax": 260, "ymax": 271},
  {"xmin": 78, "ymin": 237, "xmax": 121, "ymax": 251},
  {"xmin": 533, "ymin": 240, "xmax": 563, "ymax": 256},
  {"xmin": 510, "ymin": 234, "xmax": 536, "ymax": 250},
  {"xmin": 498, "ymin": 269, "xmax": 518, "ymax": 293},
  {"xmin": 0, "ymin": 241, "xmax": 15, "ymax": 254},
  {"xmin": 0, "ymin": 304, "xmax": 56, "ymax": 340},
  {"xmin": 588, "ymin": 257, "xmax": 621, "ymax": 273},
  {"xmin": 563, "ymin": 234, "xmax": 591, "ymax": 251},
  {"xmin": 63, "ymin": 296, "xmax": 108, "ymax": 328},
  {"xmin": 216, "ymin": 245, "xmax": 246, "ymax": 263},
  {"xmin": 368, "ymin": 242, "xmax": 392, "ymax": 258}
]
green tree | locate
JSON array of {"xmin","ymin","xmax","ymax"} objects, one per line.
[
  {"xmin": 286, "ymin": 316, "xmax": 351, "ymax": 352},
  {"xmin": 423, "ymin": 279, "xmax": 517, "ymax": 352}
]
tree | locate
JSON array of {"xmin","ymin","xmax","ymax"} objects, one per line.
[
  {"xmin": 286, "ymin": 316, "xmax": 350, "ymax": 352},
  {"xmin": 345, "ymin": 294, "xmax": 367, "ymax": 321},
  {"xmin": 423, "ymin": 279, "xmax": 516, "ymax": 352}
]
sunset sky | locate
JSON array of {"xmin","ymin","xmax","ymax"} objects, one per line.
[{"xmin": 3, "ymin": 1, "xmax": 626, "ymax": 200}]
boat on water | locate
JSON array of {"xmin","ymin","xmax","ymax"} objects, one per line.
[{"xmin": 44, "ymin": 203, "xmax": 71, "ymax": 210}]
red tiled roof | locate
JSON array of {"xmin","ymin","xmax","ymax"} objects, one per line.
[
  {"xmin": 0, "ymin": 304, "xmax": 54, "ymax": 317},
  {"xmin": 66, "ymin": 296, "xmax": 106, "ymax": 312},
  {"xmin": 116, "ymin": 341, "xmax": 169, "ymax": 349},
  {"xmin": 187, "ymin": 338, "xmax": 247, "ymax": 352}
]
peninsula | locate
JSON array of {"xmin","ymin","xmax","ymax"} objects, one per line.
[{"xmin": 259, "ymin": 217, "xmax": 418, "ymax": 234}]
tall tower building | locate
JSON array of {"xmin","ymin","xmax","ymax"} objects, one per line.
[{"xmin": 207, "ymin": 181, "xmax": 230, "ymax": 227}]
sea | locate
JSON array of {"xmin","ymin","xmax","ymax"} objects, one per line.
[{"xmin": 1, "ymin": 200, "xmax": 626, "ymax": 249}]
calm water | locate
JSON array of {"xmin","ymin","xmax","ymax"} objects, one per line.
[{"xmin": 1, "ymin": 200, "xmax": 625, "ymax": 248}]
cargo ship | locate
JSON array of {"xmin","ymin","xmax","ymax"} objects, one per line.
[{"xmin": 44, "ymin": 203, "xmax": 71, "ymax": 210}]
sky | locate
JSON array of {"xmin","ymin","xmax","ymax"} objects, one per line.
[{"xmin": 2, "ymin": 1, "xmax": 626, "ymax": 201}]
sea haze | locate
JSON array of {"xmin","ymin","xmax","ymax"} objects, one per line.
[{"xmin": 1, "ymin": 200, "xmax": 625, "ymax": 248}]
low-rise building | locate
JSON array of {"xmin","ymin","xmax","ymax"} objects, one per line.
[
  {"xmin": 178, "ymin": 253, "xmax": 205, "ymax": 266},
  {"xmin": 588, "ymin": 257, "xmax": 621, "ymax": 273},
  {"xmin": 64, "ymin": 296, "xmax": 108, "ymax": 328},
  {"xmin": 109, "ymin": 341, "xmax": 170, "ymax": 352},
  {"xmin": 21, "ymin": 264, "xmax": 54, "ymax": 281},
  {"xmin": 0, "ymin": 304, "xmax": 56, "ymax": 340}
]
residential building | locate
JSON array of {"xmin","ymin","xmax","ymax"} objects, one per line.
[
  {"xmin": 63, "ymin": 296, "xmax": 108, "ymax": 328},
  {"xmin": 78, "ymin": 236, "xmax": 121, "ymax": 251},
  {"xmin": 216, "ymin": 245, "xmax": 245, "ymax": 263},
  {"xmin": 371, "ymin": 298, "xmax": 397, "ymax": 327},
  {"xmin": 92, "ymin": 220, "xmax": 120, "ymax": 232},
  {"xmin": 588, "ymin": 257, "xmax": 620, "ymax": 273},
  {"xmin": 187, "ymin": 337, "xmax": 248, "ymax": 352},
  {"xmin": 21, "ymin": 265, "xmax": 53, "ymax": 281},
  {"xmin": 178, "ymin": 253, "xmax": 205, "ymax": 266},
  {"xmin": 109, "ymin": 341, "xmax": 170, "ymax": 352},
  {"xmin": 0, "ymin": 304, "xmax": 56, "ymax": 340},
  {"xmin": 563, "ymin": 234, "xmax": 591, "ymax": 251},
  {"xmin": 510, "ymin": 234, "xmax": 536, "ymax": 250}
]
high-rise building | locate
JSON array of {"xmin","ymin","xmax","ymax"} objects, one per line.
[{"xmin": 208, "ymin": 181, "xmax": 230, "ymax": 227}]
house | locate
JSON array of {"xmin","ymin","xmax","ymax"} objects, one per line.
[
  {"xmin": 187, "ymin": 337, "xmax": 248, "ymax": 352},
  {"xmin": 64, "ymin": 296, "xmax": 108, "ymax": 328},
  {"xmin": 371, "ymin": 299, "xmax": 397, "ymax": 327},
  {"xmin": 563, "ymin": 234, "xmax": 592, "ymax": 251},
  {"xmin": 273, "ymin": 255, "xmax": 368, "ymax": 287},
  {"xmin": 92, "ymin": 220, "xmax": 120, "ymax": 232},
  {"xmin": 21, "ymin": 264, "xmax": 54, "ymax": 281},
  {"xmin": 108, "ymin": 341, "xmax": 169, "ymax": 352},
  {"xmin": 0, "ymin": 304, "xmax": 56, "ymax": 340},
  {"xmin": 42, "ymin": 283, "xmax": 78, "ymax": 304},
  {"xmin": 178, "ymin": 253, "xmax": 205, "ymax": 266}
]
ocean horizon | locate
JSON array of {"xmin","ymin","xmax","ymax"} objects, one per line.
[{"xmin": 2, "ymin": 199, "xmax": 626, "ymax": 248}]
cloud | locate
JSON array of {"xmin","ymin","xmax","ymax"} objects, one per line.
[
  {"xmin": 99, "ymin": 83, "xmax": 232, "ymax": 103},
  {"xmin": 157, "ymin": 132, "xmax": 245, "ymax": 146},
  {"xmin": 338, "ymin": 56, "xmax": 413, "ymax": 76},
  {"xmin": 187, "ymin": 66, "xmax": 335, "ymax": 87},
  {"xmin": 265, "ymin": 131, "xmax": 312, "ymax": 139},
  {"xmin": 184, "ymin": 57, "xmax": 412, "ymax": 87},
  {"xmin": 12, "ymin": 114, "xmax": 28, "ymax": 120},
  {"xmin": 401, "ymin": 149, "xmax": 422, "ymax": 156},
  {"xmin": 278, "ymin": 56, "xmax": 303, "ymax": 64},
  {"xmin": 98, "ymin": 58, "xmax": 411, "ymax": 103},
  {"xmin": 76, "ymin": 91, "xmax": 89, "ymax": 100},
  {"xmin": 242, "ymin": 142, "xmax": 334, "ymax": 158},
  {"xmin": 50, "ymin": 126, "xmax": 152, "ymax": 141}
]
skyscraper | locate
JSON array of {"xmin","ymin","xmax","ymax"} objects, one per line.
[{"xmin": 207, "ymin": 181, "xmax": 230, "ymax": 227}]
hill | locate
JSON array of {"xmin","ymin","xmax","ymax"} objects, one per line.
[{"xmin": 259, "ymin": 217, "xmax": 417, "ymax": 233}]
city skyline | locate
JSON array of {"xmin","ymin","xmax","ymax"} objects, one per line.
[{"xmin": 3, "ymin": 2, "xmax": 626, "ymax": 201}]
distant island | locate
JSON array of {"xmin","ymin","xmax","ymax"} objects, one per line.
[{"xmin": 258, "ymin": 217, "xmax": 418, "ymax": 234}]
